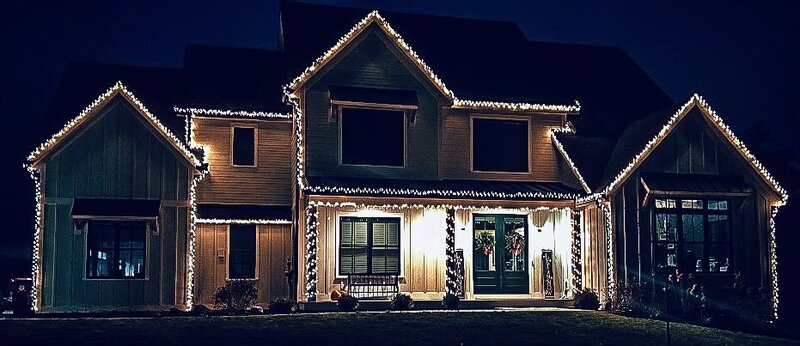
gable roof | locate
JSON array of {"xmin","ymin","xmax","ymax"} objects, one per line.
[
  {"xmin": 591, "ymin": 94, "xmax": 787, "ymax": 204},
  {"xmin": 28, "ymin": 81, "xmax": 202, "ymax": 168},
  {"xmin": 282, "ymin": 5, "xmax": 580, "ymax": 113}
]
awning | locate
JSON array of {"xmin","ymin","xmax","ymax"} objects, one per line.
[
  {"xmin": 196, "ymin": 204, "xmax": 292, "ymax": 221},
  {"xmin": 640, "ymin": 172, "xmax": 752, "ymax": 197},
  {"xmin": 305, "ymin": 176, "xmax": 580, "ymax": 200},
  {"xmin": 71, "ymin": 198, "xmax": 161, "ymax": 219},
  {"xmin": 329, "ymin": 85, "xmax": 418, "ymax": 106}
]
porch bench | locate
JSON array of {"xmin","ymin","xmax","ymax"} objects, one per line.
[{"xmin": 345, "ymin": 274, "xmax": 399, "ymax": 299}]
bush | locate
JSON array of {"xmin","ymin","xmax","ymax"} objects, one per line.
[
  {"xmin": 442, "ymin": 293, "xmax": 460, "ymax": 310},
  {"xmin": 268, "ymin": 298, "xmax": 295, "ymax": 314},
  {"xmin": 390, "ymin": 293, "xmax": 414, "ymax": 311},
  {"xmin": 190, "ymin": 304, "xmax": 212, "ymax": 316},
  {"xmin": 573, "ymin": 289, "xmax": 600, "ymax": 310},
  {"xmin": 213, "ymin": 280, "xmax": 258, "ymax": 312},
  {"xmin": 607, "ymin": 280, "xmax": 655, "ymax": 318},
  {"xmin": 337, "ymin": 295, "xmax": 359, "ymax": 312}
]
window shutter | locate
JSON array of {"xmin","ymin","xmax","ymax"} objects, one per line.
[
  {"xmin": 341, "ymin": 221, "xmax": 353, "ymax": 245},
  {"xmin": 387, "ymin": 222, "xmax": 399, "ymax": 246},
  {"xmin": 354, "ymin": 222, "xmax": 368, "ymax": 246},
  {"xmin": 373, "ymin": 222, "xmax": 386, "ymax": 246},
  {"xmin": 354, "ymin": 250, "xmax": 368, "ymax": 273}
]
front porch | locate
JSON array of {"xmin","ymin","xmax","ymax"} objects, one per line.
[{"xmin": 298, "ymin": 195, "xmax": 584, "ymax": 304}]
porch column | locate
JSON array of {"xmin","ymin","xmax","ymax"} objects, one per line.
[
  {"xmin": 445, "ymin": 208, "xmax": 458, "ymax": 296},
  {"xmin": 305, "ymin": 205, "xmax": 319, "ymax": 301},
  {"xmin": 571, "ymin": 210, "xmax": 583, "ymax": 293}
]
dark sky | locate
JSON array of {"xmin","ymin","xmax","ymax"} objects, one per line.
[{"xmin": 1, "ymin": 0, "xmax": 797, "ymax": 282}]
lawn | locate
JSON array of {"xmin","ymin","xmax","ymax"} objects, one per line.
[{"xmin": 0, "ymin": 310, "xmax": 793, "ymax": 346}]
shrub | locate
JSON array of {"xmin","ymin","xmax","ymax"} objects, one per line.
[
  {"xmin": 607, "ymin": 280, "xmax": 655, "ymax": 318},
  {"xmin": 573, "ymin": 288, "xmax": 600, "ymax": 310},
  {"xmin": 442, "ymin": 293, "xmax": 460, "ymax": 310},
  {"xmin": 190, "ymin": 304, "xmax": 212, "ymax": 316},
  {"xmin": 390, "ymin": 293, "xmax": 414, "ymax": 311},
  {"xmin": 337, "ymin": 295, "xmax": 359, "ymax": 312},
  {"xmin": 268, "ymin": 297, "xmax": 295, "ymax": 314},
  {"xmin": 213, "ymin": 280, "xmax": 258, "ymax": 312}
]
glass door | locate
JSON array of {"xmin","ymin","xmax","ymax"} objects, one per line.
[{"xmin": 473, "ymin": 215, "xmax": 529, "ymax": 294}]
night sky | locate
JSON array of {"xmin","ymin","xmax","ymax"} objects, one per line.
[{"xmin": 1, "ymin": 0, "xmax": 797, "ymax": 307}]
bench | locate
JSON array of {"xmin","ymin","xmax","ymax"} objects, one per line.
[{"xmin": 345, "ymin": 274, "xmax": 399, "ymax": 299}]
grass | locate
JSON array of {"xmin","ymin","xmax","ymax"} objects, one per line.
[{"xmin": 0, "ymin": 310, "xmax": 794, "ymax": 346}]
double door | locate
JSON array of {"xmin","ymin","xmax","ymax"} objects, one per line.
[{"xmin": 473, "ymin": 215, "xmax": 529, "ymax": 294}]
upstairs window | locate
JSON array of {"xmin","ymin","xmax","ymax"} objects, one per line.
[
  {"xmin": 472, "ymin": 118, "xmax": 529, "ymax": 173},
  {"xmin": 229, "ymin": 224, "xmax": 256, "ymax": 279},
  {"xmin": 339, "ymin": 217, "xmax": 401, "ymax": 275},
  {"xmin": 341, "ymin": 108, "xmax": 404, "ymax": 166},
  {"xmin": 86, "ymin": 220, "xmax": 146, "ymax": 279},
  {"xmin": 232, "ymin": 126, "xmax": 256, "ymax": 166}
]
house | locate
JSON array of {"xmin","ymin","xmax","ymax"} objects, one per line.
[{"xmin": 25, "ymin": 2, "xmax": 787, "ymax": 318}]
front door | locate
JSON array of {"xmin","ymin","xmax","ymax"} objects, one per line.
[{"xmin": 473, "ymin": 215, "xmax": 529, "ymax": 294}]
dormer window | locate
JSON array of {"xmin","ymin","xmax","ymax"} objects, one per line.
[
  {"xmin": 232, "ymin": 125, "xmax": 257, "ymax": 166},
  {"xmin": 471, "ymin": 117, "xmax": 530, "ymax": 173},
  {"xmin": 330, "ymin": 86, "xmax": 417, "ymax": 167}
]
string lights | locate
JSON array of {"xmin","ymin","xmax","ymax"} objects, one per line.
[
  {"xmin": 571, "ymin": 210, "xmax": 583, "ymax": 294},
  {"xmin": 308, "ymin": 200, "xmax": 570, "ymax": 213},
  {"xmin": 305, "ymin": 205, "xmax": 319, "ymax": 301},
  {"xmin": 304, "ymin": 185, "xmax": 579, "ymax": 200},
  {"xmin": 174, "ymin": 106, "xmax": 291, "ymax": 120},
  {"xmin": 597, "ymin": 200, "xmax": 614, "ymax": 302},
  {"xmin": 195, "ymin": 218, "xmax": 292, "ymax": 225},
  {"xmin": 769, "ymin": 206, "xmax": 781, "ymax": 319},
  {"xmin": 24, "ymin": 165, "xmax": 43, "ymax": 311},
  {"xmin": 453, "ymin": 99, "xmax": 580, "ymax": 113},
  {"xmin": 185, "ymin": 170, "xmax": 208, "ymax": 309},
  {"xmin": 551, "ymin": 128, "xmax": 592, "ymax": 194},
  {"xmin": 445, "ymin": 208, "xmax": 458, "ymax": 296}
]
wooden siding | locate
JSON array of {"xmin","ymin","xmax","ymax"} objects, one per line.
[
  {"xmin": 303, "ymin": 27, "xmax": 443, "ymax": 180},
  {"xmin": 440, "ymin": 108, "xmax": 566, "ymax": 181},
  {"xmin": 39, "ymin": 98, "xmax": 191, "ymax": 311},
  {"xmin": 194, "ymin": 223, "xmax": 293, "ymax": 306},
  {"xmin": 581, "ymin": 203, "xmax": 609, "ymax": 302},
  {"xmin": 193, "ymin": 117, "xmax": 292, "ymax": 205}
]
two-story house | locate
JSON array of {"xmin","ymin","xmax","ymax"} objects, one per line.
[{"xmin": 25, "ymin": 2, "xmax": 787, "ymax": 318}]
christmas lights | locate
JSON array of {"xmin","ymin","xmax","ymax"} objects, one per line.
[
  {"xmin": 602, "ymin": 94, "xmax": 788, "ymax": 205},
  {"xmin": 195, "ymin": 218, "xmax": 292, "ymax": 225},
  {"xmin": 571, "ymin": 210, "xmax": 582, "ymax": 294},
  {"xmin": 185, "ymin": 170, "xmax": 208, "ymax": 309},
  {"xmin": 308, "ymin": 200, "xmax": 570, "ymax": 213},
  {"xmin": 452, "ymin": 99, "xmax": 580, "ymax": 113},
  {"xmin": 769, "ymin": 206, "xmax": 781, "ymax": 319},
  {"xmin": 174, "ymin": 106, "xmax": 291, "ymax": 119},
  {"xmin": 24, "ymin": 165, "xmax": 43, "ymax": 311},
  {"xmin": 27, "ymin": 81, "xmax": 201, "ymax": 167},
  {"xmin": 597, "ymin": 200, "xmax": 614, "ymax": 301},
  {"xmin": 304, "ymin": 185, "xmax": 578, "ymax": 200},
  {"xmin": 304, "ymin": 205, "xmax": 319, "ymax": 301},
  {"xmin": 551, "ymin": 128, "xmax": 592, "ymax": 194},
  {"xmin": 445, "ymin": 208, "xmax": 458, "ymax": 296}
]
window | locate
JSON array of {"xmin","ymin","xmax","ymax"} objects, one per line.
[
  {"xmin": 86, "ymin": 220, "xmax": 146, "ymax": 279},
  {"xmin": 339, "ymin": 217, "xmax": 400, "ymax": 275},
  {"xmin": 652, "ymin": 198, "xmax": 731, "ymax": 274},
  {"xmin": 229, "ymin": 225, "xmax": 256, "ymax": 279},
  {"xmin": 472, "ymin": 118, "xmax": 529, "ymax": 172},
  {"xmin": 232, "ymin": 126, "xmax": 256, "ymax": 166},
  {"xmin": 341, "ymin": 108, "xmax": 404, "ymax": 166}
]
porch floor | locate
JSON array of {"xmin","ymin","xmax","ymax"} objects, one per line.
[{"xmin": 300, "ymin": 298, "xmax": 573, "ymax": 312}]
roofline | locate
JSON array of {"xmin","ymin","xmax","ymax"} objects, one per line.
[
  {"xmin": 174, "ymin": 106, "xmax": 292, "ymax": 119},
  {"xmin": 27, "ymin": 81, "xmax": 202, "ymax": 169},
  {"xmin": 551, "ymin": 128, "xmax": 592, "ymax": 194},
  {"xmin": 601, "ymin": 93, "xmax": 788, "ymax": 205},
  {"xmin": 284, "ymin": 10, "xmax": 583, "ymax": 114}
]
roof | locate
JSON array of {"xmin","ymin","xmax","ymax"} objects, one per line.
[
  {"xmin": 553, "ymin": 132, "xmax": 616, "ymax": 191},
  {"xmin": 640, "ymin": 172, "xmax": 752, "ymax": 196},
  {"xmin": 305, "ymin": 176, "xmax": 581, "ymax": 200},
  {"xmin": 195, "ymin": 204, "xmax": 292, "ymax": 222},
  {"xmin": 71, "ymin": 198, "xmax": 161, "ymax": 218},
  {"xmin": 281, "ymin": 1, "xmax": 671, "ymax": 125}
]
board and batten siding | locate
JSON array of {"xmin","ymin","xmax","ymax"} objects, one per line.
[
  {"xmin": 194, "ymin": 224, "xmax": 293, "ymax": 306},
  {"xmin": 440, "ymin": 108, "xmax": 567, "ymax": 182},
  {"xmin": 302, "ymin": 27, "xmax": 444, "ymax": 181},
  {"xmin": 193, "ymin": 117, "xmax": 292, "ymax": 205},
  {"xmin": 581, "ymin": 203, "xmax": 609, "ymax": 302},
  {"xmin": 38, "ymin": 97, "xmax": 192, "ymax": 311}
]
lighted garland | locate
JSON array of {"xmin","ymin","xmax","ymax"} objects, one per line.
[
  {"xmin": 571, "ymin": 210, "xmax": 583, "ymax": 294},
  {"xmin": 27, "ymin": 81, "xmax": 201, "ymax": 167},
  {"xmin": 305, "ymin": 205, "xmax": 319, "ymax": 301},
  {"xmin": 452, "ymin": 99, "xmax": 580, "ymax": 113},
  {"xmin": 769, "ymin": 206, "xmax": 781, "ymax": 319},
  {"xmin": 25, "ymin": 165, "xmax": 43, "ymax": 311},
  {"xmin": 551, "ymin": 128, "xmax": 592, "ymax": 194},
  {"xmin": 445, "ymin": 208, "xmax": 458, "ymax": 296},
  {"xmin": 602, "ymin": 94, "xmax": 788, "ymax": 205},
  {"xmin": 174, "ymin": 106, "xmax": 291, "ymax": 119},
  {"xmin": 308, "ymin": 200, "xmax": 570, "ymax": 214},
  {"xmin": 195, "ymin": 218, "xmax": 292, "ymax": 225},
  {"xmin": 185, "ymin": 170, "xmax": 208, "ymax": 309},
  {"xmin": 598, "ymin": 200, "xmax": 615, "ymax": 301},
  {"xmin": 304, "ymin": 185, "xmax": 578, "ymax": 200}
]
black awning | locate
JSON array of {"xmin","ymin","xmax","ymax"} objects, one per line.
[
  {"xmin": 329, "ymin": 85, "xmax": 418, "ymax": 106},
  {"xmin": 196, "ymin": 204, "xmax": 292, "ymax": 220},
  {"xmin": 305, "ymin": 176, "xmax": 580, "ymax": 200},
  {"xmin": 640, "ymin": 173, "xmax": 752, "ymax": 195},
  {"xmin": 71, "ymin": 199, "xmax": 161, "ymax": 218}
]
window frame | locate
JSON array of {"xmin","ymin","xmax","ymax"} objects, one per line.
[
  {"xmin": 230, "ymin": 124, "xmax": 258, "ymax": 167},
  {"xmin": 227, "ymin": 224, "xmax": 258, "ymax": 280},
  {"xmin": 651, "ymin": 197, "xmax": 733, "ymax": 275},
  {"xmin": 337, "ymin": 104, "xmax": 408, "ymax": 168},
  {"xmin": 469, "ymin": 114, "xmax": 532, "ymax": 174},
  {"xmin": 336, "ymin": 214, "xmax": 403, "ymax": 277},
  {"xmin": 84, "ymin": 219, "xmax": 149, "ymax": 281}
]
